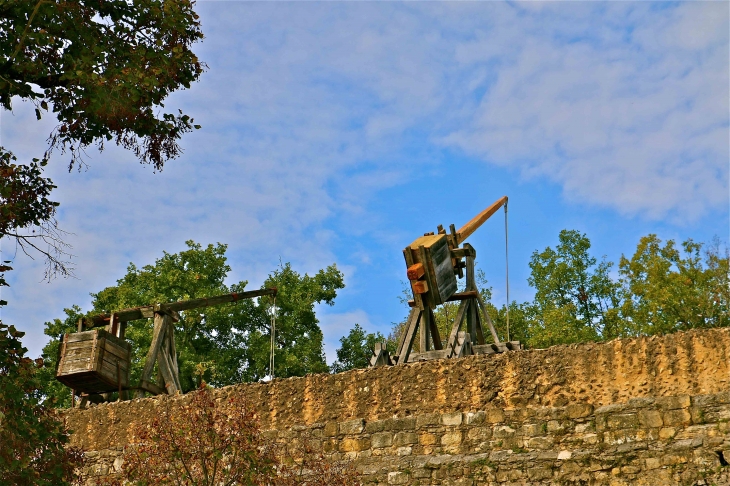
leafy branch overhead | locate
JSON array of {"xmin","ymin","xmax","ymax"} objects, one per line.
[{"xmin": 1, "ymin": 0, "xmax": 206, "ymax": 170}]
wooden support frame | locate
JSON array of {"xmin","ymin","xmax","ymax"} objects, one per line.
[{"xmin": 378, "ymin": 243, "xmax": 522, "ymax": 367}]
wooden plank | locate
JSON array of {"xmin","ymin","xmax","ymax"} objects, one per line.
[
  {"xmin": 139, "ymin": 380, "xmax": 166, "ymax": 396},
  {"xmin": 455, "ymin": 196, "xmax": 508, "ymax": 245},
  {"xmin": 163, "ymin": 328, "xmax": 181, "ymax": 391},
  {"xmin": 167, "ymin": 321, "xmax": 180, "ymax": 381},
  {"xmin": 395, "ymin": 308, "xmax": 419, "ymax": 357},
  {"xmin": 85, "ymin": 288, "xmax": 278, "ymax": 326},
  {"xmin": 418, "ymin": 244, "xmax": 440, "ymax": 307},
  {"xmin": 403, "ymin": 247, "xmax": 423, "ymax": 309},
  {"xmin": 139, "ymin": 313, "xmax": 169, "ymax": 383},
  {"xmin": 158, "ymin": 345, "xmax": 178, "ymax": 395},
  {"xmin": 475, "ymin": 293, "xmax": 501, "ymax": 344},
  {"xmin": 407, "ymin": 263, "xmax": 425, "ymax": 281},
  {"xmin": 65, "ymin": 330, "xmax": 98, "ymax": 343},
  {"xmin": 428, "ymin": 307, "xmax": 443, "ymax": 350},
  {"xmin": 446, "ymin": 300, "xmax": 469, "ymax": 358},
  {"xmin": 472, "ymin": 344, "xmax": 497, "ymax": 355},
  {"xmin": 102, "ymin": 339, "xmax": 131, "ymax": 361},
  {"xmin": 449, "ymin": 247, "xmax": 476, "ymax": 259},
  {"xmin": 430, "ymin": 234, "xmax": 457, "ymax": 303},
  {"xmin": 408, "ymin": 350, "xmax": 448, "ymax": 362},
  {"xmin": 397, "ymin": 310, "xmax": 421, "ymax": 365},
  {"xmin": 420, "ymin": 302, "xmax": 431, "ymax": 352},
  {"xmin": 407, "ymin": 290, "xmax": 478, "ymax": 307},
  {"xmin": 411, "ymin": 280, "xmax": 428, "ymax": 294}
]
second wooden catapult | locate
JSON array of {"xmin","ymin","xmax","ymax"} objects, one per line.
[
  {"xmin": 370, "ymin": 196, "xmax": 521, "ymax": 367},
  {"xmin": 55, "ymin": 288, "xmax": 277, "ymax": 407}
]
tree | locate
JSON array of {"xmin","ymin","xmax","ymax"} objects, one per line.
[
  {"xmin": 1, "ymin": 0, "xmax": 204, "ymax": 171},
  {"xmin": 618, "ymin": 235, "xmax": 730, "ymax": 335},
  {"xmin": 0, "ymin": 295, "xmax": 84, "ymax": 483},
  {"xmin": 102, "ymin": 384, "xmax": 360, "ymax": 486},
  {"xmin": 526, "ymin": 229, "xmax": 621, "ymax": 348},
  {"xmin": 1, "ymin": 0, "xmax": 205, "ymax": 276},
  {"xmin": 40, "ymin": 242, "xmax": 343, "ymax": 405},
  {"xmin": 330, "ymin": 324, "xmax": 389, "ymax": 373},
  {"xmin": 0, "ymin": 151, "xmax": 69, "ymax": 280}
]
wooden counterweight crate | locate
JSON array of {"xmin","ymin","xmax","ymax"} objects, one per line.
[
  {"xmin": 56, "ymin": 329, "xmax": 131, "ymax": 394},
  {"xmin": 404, "ymin": 234, "xmax": 458, "ymax": 306}
]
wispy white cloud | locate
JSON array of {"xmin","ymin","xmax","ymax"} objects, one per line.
[{"xmin": 1, "ymin": 2, "xmax": 727, "ymax": 360}]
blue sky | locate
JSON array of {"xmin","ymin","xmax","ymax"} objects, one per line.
[{"xmin": 1, "ymin": 1, "xmax": 728, "ymax": 363}]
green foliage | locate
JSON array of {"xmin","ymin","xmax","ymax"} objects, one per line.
[
  {"xmin": 390, "ymin": 229, "xmax": 728, "ymax": 351},
  {"xmin": 41, "ymin": 242, "xmax": 343, "ymax": 405},
  {"xmin": 618, "ymin": 235, "xmax": 730, "ymax": 334},
  {"xmin": 330, "ymin": 324, "xmax": 391, "ymax": 373},
  {"xmin": 0, "ymin": 275, "xmax": 84, "ymax": 483},
  {"xmin": 526, "ymin": 229, "xmax": 621, "ymax": 348},
  {"xmin": 1, "ymin": 0, "xmax": 205, "ymax": 171}
]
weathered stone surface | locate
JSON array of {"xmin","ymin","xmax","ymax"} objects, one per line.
[{"xmin": 66, "ymin": 328, "xmax": 730, "ymax": 486}]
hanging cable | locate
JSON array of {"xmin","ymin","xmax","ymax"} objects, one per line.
[
  {"xmin": 504, "ymin": 201, "xmax": 510, "ymax": 342},
  {"xmin": 269, "ymin": 295, "xmax": 276, "ymax": 379}
]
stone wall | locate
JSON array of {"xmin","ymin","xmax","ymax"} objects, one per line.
[{"xmin": 66, "ymin": 328, "xmax": 730, "ymax": 485}]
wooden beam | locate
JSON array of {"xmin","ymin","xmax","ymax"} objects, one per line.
[
  {"xmin": 84, "ymin": 288, "xmax": 278, "ymax": 327},
  {"xmin": 455, "ymin": 196, "xmax": 508, "ymax": 245},
  {"xmin": 407, "ymin": 263, "xmax": 425, "ymax": 281},
  {"xmin": 397, "ymin": 310, "xmax": 421, "ymax": 365},
  {"xmin": 446, "ymin": 300, "xmax": 468, "ymax": 358},
  {"xmin": 407, "ymin": 290, "xmax": 478, "ymax": 307},
  {"xmin": 411, "ymin": 280, "xmax": 428, "ymax": 294},
  {"xmin": 395, "ymin": 308, "xmax": 418, "ymax": 358},
  {"xmin": 137, "ymin": 312, "xmax": 169, "ymax": 397},
  {"xmin": 139, "ymin": 380, "xmax": 166, "ymax": 396}
]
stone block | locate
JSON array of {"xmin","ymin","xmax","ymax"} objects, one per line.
[
  {"xmin": 493, "ymin": 425, "xmax": 516, "ymax": 438},
  {"xmin": 526, "ymin": 436, "xmax": 553, "ymax": 449},
  {"xmin": 340, "ymin": 437, "xmax": 371, "ymax": 452},
  {"xmin": 521, "ymin": 423, "xmax": 544, "ymax": 436},
  {"xmin": 547, "ymin": 420, "xmax": 566, "ymax": 433},
  {"xmin": 566, "ymin": 402, "xmax": 594, "ymax": 419},
  {"xmin": 441, "ymin": 431, "xmax": 463, "ymax": 447},
  {"xmin": 371, "ymin": 432, "xmax": 393, "ymax": 448},
  {"xmin": 385, "ymin": 416, "xmax": 417, "ymax": 431},
  {"xmin": 441, "ymin": 412, "xmax": 463, "ymax": 426},
  {"xmin": 394, "ymin": 431, "xmax": 418, "ymax": 446},
  {"xmin": 339, "ymin": 418, "xmax": 365, "ymax": 435},
  {"xmin": 606, "ymin": 413, "xmax": 638, "ymax": 430},
  {"xmin": 324, "ymin": 421, "xmax": 338, "ymax": 437},
  {"xmin": 645, "ymin": 457, "xmax": 661, "ymax": 469},
  {"xmin": 466, "ymin": 411, "xmax": 486, "ymax": 425},
  {"xmin": 663, "ymin": 409, "xmax": 691, "ymax": 426},
  {"xmin": 364, "ymin": 419, "xmax": 385, "ymax": 434},
  {"xmin": 387, "ymin": 471, "xmax": 409, "ymax": 485},
  {"xmin": 659, "ymin": 427, "xmax": 676, "ymax": 440},
  {"xmin": 416, "ymin": 413, "xmax": 440, "ymax": 428},
  {"xmin": 528, "ymin": 467, "xmax": 553, "ymax": 480},
  {"xmin": 638, "ymin": 410, "xmax": 663, "ymax": 428},
  {"xmin": 486, "ymin": 408, "xmax": 505, "ymax": 423},
  {"xmin": 557, "ymin": 450, "xmax": 572, "ymax": 460},
  {"xmin": 412, "ymin": 467, "xmax": 431, "ymax": 479},
  {"xmin": 657, "ymin": 395, "xmax": 691, "ymax": 410},
  {"xmin": 467, "ymin": 426, "xmax": 492, "ymax": 441},
  {"xmin": 419, "ymin": 433, "xmax": 438, "ymax": 446}
]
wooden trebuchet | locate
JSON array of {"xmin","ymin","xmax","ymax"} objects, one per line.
[
  {"xmin": 371, "ymin": 197, "xmax": 521, "ymax": 367},
  {"xmin": 56, "ymin": 288, "xmax": 278, "ymax": 406}
]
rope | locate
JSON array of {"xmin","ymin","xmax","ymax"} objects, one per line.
[
  {"xmin": 504, "ymin": 202, "xmax": 510, "ymax": 342},
  {"xmin": 269, "ymin": 295, "xmax": 276, "ymax": 379}
]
